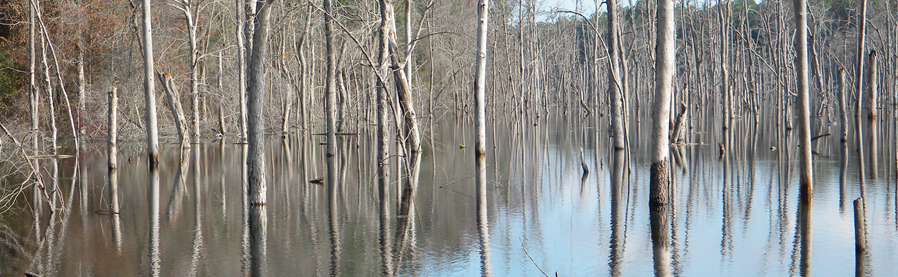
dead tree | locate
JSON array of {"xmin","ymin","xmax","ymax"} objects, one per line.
[
  {"xmin": 247, "ymin": 0, "xmax": 275, "ymax": 206},
  {"xmin": 170, "ymin": 0, "xmax": 205, "ymax": 141},
  {"xmin": 866, "ymin": 50, "xmax": 878, "ymax": 179},
  {"xmin": 143, "ymin": 0, "xmax": 160, "ymax": 165},
  {"xmin": 235, "ymin": 0, "xmax": 248, "ymax": 140},
  {"xmin": 157, "ymin": 72, "xmax": 190, "ymax": 145},
  {"xmin": 474, "ymin": 0, "xmax": 491, "ymax": 274},
  {"xmin": 651, "ymin": 0, "xmax": 675, "ymax": 207},
  {"xmin": 794, "ymin": 0, "xmax": 814, "ymax": 196},
  {"xmin": 854, "ymin": 0, "xmax": 868, "ymax": 188}
]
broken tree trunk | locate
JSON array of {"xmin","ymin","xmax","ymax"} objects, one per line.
[
  {"xmin": 866, "ymin": 50, "xmax": 878, "ymax": 179},
  {"xmin": 157, "ymin": 71, "xmax": 191, "ymax": 146},
  {"xmin": 650, "ymin": 0, "xmax": 675, "ymax": 207}
]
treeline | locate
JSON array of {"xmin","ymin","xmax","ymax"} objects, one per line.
[{"xmin": 0, "ymin": 0, "xmax": 894, "ymax": 142}]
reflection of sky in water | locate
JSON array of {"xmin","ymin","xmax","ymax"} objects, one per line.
[
  {"xmin": 411, "ymin": 121, "xmax": 897, "ymax": 276},
  {"xmin": 5, "ymin": 115, "xmax": 898, "ymax": 276}
]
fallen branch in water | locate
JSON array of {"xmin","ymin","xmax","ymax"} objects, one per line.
[
  {"xmin": 811, "ymin": 133, "xmax": 830, "ymax": 141},
  {"xmin": 0, "ymin": 122, "xmax": 49, "ymax": 214},
  {"xmin": 520, "ymin": 238, "xmax": 550, "ymax": 277}
]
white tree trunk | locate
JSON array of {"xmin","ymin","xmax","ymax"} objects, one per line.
[
  {"xmin": 651, "ymin": 0, "xmax": 675, "ymax": 207},
  {"xmin": 143, "ymin": 0, "xmax": 159, "ymax": 165},
  {"xmin": 236, "ymin": 0, "xmax": 248, "ymax": 140},
  {"xmin": 794, "ymin": 0, "xmax": 814, "ymax": 195},
  {"xmin": 158, "ymin": 72, "xmax": 190, "ymax": 145},
  {"xmin": 108, "ymin": 87, "xmax": 119, "ymax": 214},
  {"xmin": 607, "ymin": 0, "xmax": 625, "ymax": 151},
  {"xmin": 474, "ymin": 0, "xmax": 491, "ymax": 274}
]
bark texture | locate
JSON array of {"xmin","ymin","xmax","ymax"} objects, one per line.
[
  {"xmin": 651, "ymin": 0, "xmax": 675, "ymax": 206},
  {"xmin": 246, "ymin": 0, "xmax": 274, "ymax": 206}
]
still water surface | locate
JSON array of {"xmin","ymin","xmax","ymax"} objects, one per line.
[{"xmin": 3, "ymin": 114, "xmax": 897, "ymax": 276}]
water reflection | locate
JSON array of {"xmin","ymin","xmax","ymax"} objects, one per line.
[
  {"xmin": 798, "ymin": 194, "xmax": 812, "ymax": 277},
  {"xmin": 250, "ymin": 205, "xmax": 268, "ymax": 277},
  {"xmin": 395, "ymin": 137, "xmax": 422, "ymax": 274},
  {"xmin": 109, "ymin": 139, "xmax": 122, "ymax": 253},
  {"xmin": 4, "ymin": 114, "xmax": 898, "ymax": 276},
  {"xmin": 327, "ymin": 137, "xmax": 341, "ymax": 277},
  {"xmin": 650, "ymin": 204, "xmax": 671, "ymax": 277},
  {"xmin": 609, "ymin": 149, "xmax": 626, "ymax": 277},
  {"xmin": 165, "ymin": 147, "xmax": 191, "ymax": 225},
  {"xmin": 241, "ymin": 143, "xmax": 251, "ymax": 277},
  {"xmin": 148, "ymin": 161, "xmax": 161, "ymax": 276},
  {"xmin": 476, "ymin": 164, "xmax": 491, "ymax": 277},
  {"xmin": 189, "ymin": 147, "xmax": 205, "ymax": 276}
]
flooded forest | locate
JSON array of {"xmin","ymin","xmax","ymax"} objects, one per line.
[{"xmin": 0, "ymin": 0, "xmax": 897, "ymax": 275}]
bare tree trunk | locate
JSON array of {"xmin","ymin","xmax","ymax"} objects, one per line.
[
  {"xmin": 247, "ymin": 0, "xmax": 274, "ymax": 207},
  {"xmin": 32, "ymin": 0, "xmax": 79, "ymax": 148},
  {"xmin": 218, "ymin": 53, "xmax": 227, "ymax": 135},
  {"xmin": 236, "ymin": 0, "xmax": 248, "ymax": 140},
  {"xmin": 719, "ymin": 0, "xmax": 732, "ymax": 133},
  {"xmin": 246, "ymin": 1, "xmax": 274, "ymax": 277},
  {"xmin": 608, "ymin": 0, "xmax": 626, "ymax": 151},
  {"xmin": 839, "ymin": 68, "xmax": 848, "ymax": 143},
  {"xmin": 336, "ymin": 70, "xmax": 346, "ymax": 132},
  {"xmin": 375, "ymin": 0, "xmax": 393, "ymax": 273},
  {"xmin": 651, "ymin": 0, "xmax": 675, "ymax": 207},
  {"xmin": 183, "ymin": 0, "xmax": 201, "ymax": 142},
  {"xmin": 39, "ymin": 16, "xmax": 56, "ymax": 157},
  {"xmin": 29, "ymin": 0, "xmax": 39, "ymax": 186},
  {"xmin": 297, "ymin": 4, "xmax": 313, "ymax": 132},
  {"xmin": 405, "ymin": 0, "xmax": 413, "ymax": 84},
  {"xmin": 794, "ymin": 0, "xmax": 813, "ymax": 196},
  {"xmin": 108, "ymin": 88, "xmax": 119, "ymax": 214},
  {"xmin": 243, "ymin": 0, "xmax": 256, "ymax": 69},
  {"xmin": 109, "ymin": 88, "xmax": 123, "ymax": 253},
  {"xmin": 381, "ymin": 1, "xmax": 421, "ymax": 170},
  {"xmin": 323, "ymin": 0, "xmax": 338, "ymax": 215},
  {"xmin": 855, "ymin": 0, "xmax": 868, "ymax": 189},
  {"xmin": 866, "ymin": 51, "xmax": 878, "ymax": 179},
  {"xmin": 474, "ymin": 0, "xmax": 491, "ymax": 274},
  {"xmin": 78, "ymin": 50, "xmax": 86, "ymax": 139},
  {"xmin": 282, "ymin": 90, "xmax": 292, "ymax": 135},
  {"xmin": 376, "ymin": 0, "xmax": 392, "ymax": 223},
  {"xmin": 139, "ymin": 0, "xmax": 161, "ymax": 273},
  {"xmin": 143, "ymin": 0, "xmax": 159, "ymax": 165},
  {"xmin": 158, "ymin": 72, "xmax": 190, "ymax": 145}
]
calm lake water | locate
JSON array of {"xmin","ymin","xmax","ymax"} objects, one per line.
[{"xmin": 2, "ymin": 113, "xmax": 897, "ymax": 276}]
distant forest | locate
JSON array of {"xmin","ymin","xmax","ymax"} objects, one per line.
[{"xmin": 0, "ymin": 0, "xmax": 894, "ymax": 140}]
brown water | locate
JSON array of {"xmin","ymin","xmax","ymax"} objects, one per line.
[{"xmin": 2, "ymin": 113, "xmax": 897, "ymax": 276}]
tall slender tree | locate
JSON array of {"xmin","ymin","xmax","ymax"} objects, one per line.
[
  {"xmin": 651, "ymin": 0, "xmax": 675, "ymax": 207},
  {"xmin": 375, "ymin": 0, "xmax": 393, "ymax": 273},
  {"xmin": 143, "ymin": 0, "xmax": 159, "ymax": 165},
  {"xmin": 794, "ymin": 0, "xmax": 813, "ymax": 195},
  {"xmin": 854, "ymin": 0, "xmax": 868, "ymax": 189},
  {"xmin": 324, "ymin": 0, "xmax": 338, "ymax": 198},
  {"xmin": 247, "ymin": 0, "xmax": 275, "ymax": 206},
  {"xmin": 474, "ymin": 0, "xmax": 491, "ymax": 275},
  {"xmin": 866, "ymin": 50, "xmax": 877, "ymax": 179},
  {"xmin": 607, "ymin": 0, "xmax": 626, "ymax": 152},
  {"xmin": 245, "ymin": 1, "xmax": 274, "ymax": 277},
  {"xmin": 171, "ymin": 0, "xmax": 203, "ymax": 142},
  {"xmin": 236, "ymin": 0, "xmax": 248, "ymax": 140}
]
